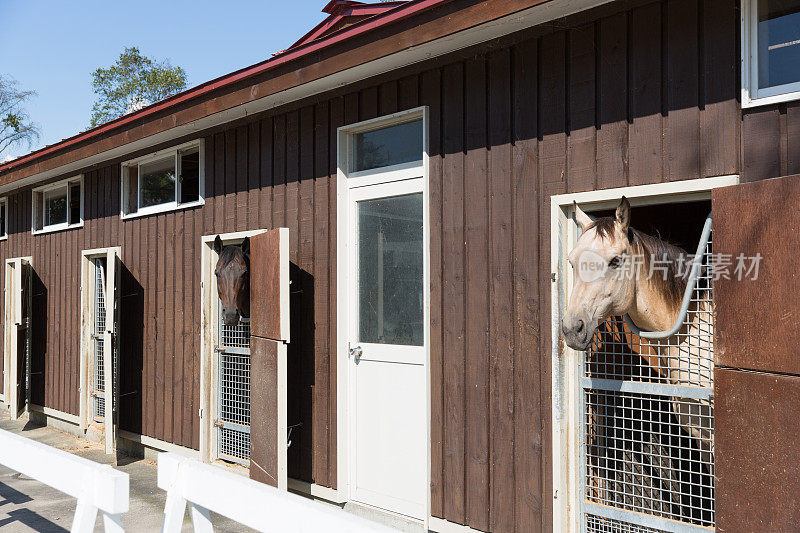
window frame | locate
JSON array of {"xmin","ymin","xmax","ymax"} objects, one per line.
[
  {"xmin": 31, "ymin": 175, "xmax": 84, "ymax": 235},
  {"xmin": 741, "ymin": 0, "xmax": 800, "ymax": 107},
  {"xmin": 0, "ymin": 197, "xmax": 8, "ymax": 241},
  {"xmin": 341, "ymin": 111, "xmax": 425, "ymax": 188},
  {"xmin": 120, "ymin": 139, "xmax": 205, "ymax": 220}
]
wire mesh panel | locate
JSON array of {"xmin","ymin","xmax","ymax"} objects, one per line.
[
  {"xmin": 93, "ymin": 258, "xmax": 106, "ymax": 422},
  {"xmin": 581, "ymin": 226, "xmax": 714, "ymax": 532},
  {"xmin": 586, "ymin": 514, "xmax": 664, "ymax": 533},
  {"xmin": 216, "ymin": 306, "xmax": 251, "ymax": 465}
]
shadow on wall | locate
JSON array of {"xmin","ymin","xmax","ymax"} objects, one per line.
[
  {"xmin": 29, "ymin": 269, "xmax": 46, "ymax": 406},
  {"xmin": 118, "ymin": 262, "xmax": 144, "ymax": 436},
  {"xmin": 288, "ymin": 262, "xmax": 314, "ymax": 482}
]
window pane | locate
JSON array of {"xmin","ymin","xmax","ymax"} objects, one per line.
[
  {"xmin": 179, "ymin": 148, "xmax": 200, "ymax": 204},
  {"xmin": 69, "ymin": 182, "xmax": 81, "ymax": 225},
  {"xmin": 353, "ymin": 120, "xmax": 423, "ymax": 172},
  {"xmin": 126, "ymin": 165, "xmax": 139, "ymax": 214},
  {"xmin": 44, "ymin": 186, "xmax": 68, "ymax": 226},
  {"xmin": 358, "ymin": 193, "xmax": 424, "ymax": 346},
  {"xmin": 758, "ymin": 0, "xmax": 800, "ymax": 88},
  {"xmin": 0, "ymin": 204, "xmax": 6, "ymax": 237},
  {"xmin": 140, "ymin": 155, "xmax": 176, "ymax": 208}
]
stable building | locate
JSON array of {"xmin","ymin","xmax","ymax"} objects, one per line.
[{"xmin": 1, "ymin": 0, "xmax": 799, "ymax": 531}]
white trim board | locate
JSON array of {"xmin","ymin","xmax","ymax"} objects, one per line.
[
  {"xmin": 117, "ymin": 429, "xmax": 201, "ymax": 461},
  {"xmin": 287, "ymin": 478, "xmax": 346, "ymax": 504},
  {"xmin": 549, "ymin": 175, "xmax": 739, "ymax": 533},
  {"xmin": 28, "ymin": 404, "xmax": 81, "ymax": 425},
  {"xmin": 0, "ymin": 0, "xmax": 614, "ymax": 196},
  {"xmin": 428, "ymin": 516, "xmax": 486, "ymax": 533}
]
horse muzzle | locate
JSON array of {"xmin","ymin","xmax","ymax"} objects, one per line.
[
  {"xmin": 562, "ymin": 316, "xmax": 593, "ymax": 351},
  {"xmin": 221, "ymin": 307, "xmax": 241, "ymax": 326}
]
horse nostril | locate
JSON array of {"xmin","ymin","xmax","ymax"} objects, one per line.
[{"xmin": 576, "ymin": 319, "xmax": 584, "ymax": 334}]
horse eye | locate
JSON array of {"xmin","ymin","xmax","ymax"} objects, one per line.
[{"xmin": 608, "ymin": 256, "xmax": 622, "ymax": 268}]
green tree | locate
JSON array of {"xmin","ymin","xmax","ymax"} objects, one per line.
[
  {"xmin": 0, "ymin": 75, "xmax": 40, "ymax": 158},
  {"xmin": 90, "ymin": 46, "xmax": 187, "ymax": 127}
]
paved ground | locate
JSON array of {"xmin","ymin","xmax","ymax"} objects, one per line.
[{"xmin": 0, "ymin": 413, "xmax": 251, "ymax": 532}]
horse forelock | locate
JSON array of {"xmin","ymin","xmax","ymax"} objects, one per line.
[{"xmin": 218, "ymin": 244, "xmax": 249, "ymax": 270}]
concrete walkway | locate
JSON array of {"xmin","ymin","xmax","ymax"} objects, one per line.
[{"xmin": 0, "ymin": 413, "xmax": 251, "ymax": 532}]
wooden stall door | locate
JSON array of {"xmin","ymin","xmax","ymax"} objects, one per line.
[
  {"xmin": 249, "ymin": 228, "xmax": 290, "ymax": 489},
  {"xmin": 713, "ymin": 174, "xmax": 800, "ymax": 531}
]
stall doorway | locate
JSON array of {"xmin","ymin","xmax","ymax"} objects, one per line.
[
  {"xmin": 551, "ymin": 176, "xmax": 737, "ymax": 533},
  {"xmin": 80, "ymin": 248, "xmax": 120, "ymax": 454},
  {"xmin": 338, "ymin": 107, "xmax": 430, "ymax": 520},
  {"xmin": 3, "ymin": 257, "xmax": 32, "ymax": 419}
]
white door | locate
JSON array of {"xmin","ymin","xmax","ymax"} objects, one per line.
[{"xmin": 347, "ymin": 180, "xmax": 427, "ymax": 519}]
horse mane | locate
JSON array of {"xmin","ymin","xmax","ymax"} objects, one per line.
[{"xmin": 588, "ymin": 217, "xmax": 689, "ymax": 306}]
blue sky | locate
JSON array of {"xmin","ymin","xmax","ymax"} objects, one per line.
[{"xmin": 0, "ymin": 1, "xmax": 327, "ymax": 161}]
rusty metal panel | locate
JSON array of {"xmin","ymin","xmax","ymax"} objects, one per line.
[
  {"xmin": 712, "ymin": 174, "xmax": 800, "ymax": 374},
  {"xmin": 249, "ymin": 228, "xmax": 290, "ymax": 343},
  {"xmin": 715, "ymin": 368, "xmax": 800, "ymax": 532},
  {"xmin": 249, "ymin": 336, "xmax": 287, "ymax": 489}
]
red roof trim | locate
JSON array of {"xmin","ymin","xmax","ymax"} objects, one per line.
[
  {"xmin": 291, "ymin": 1, "xmax": 409, "ymax": 52},
  {"xmin": 0, "ymin": 0, "xmax": 448, "ymax": 174}
]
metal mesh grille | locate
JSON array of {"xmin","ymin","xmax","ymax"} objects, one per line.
[
  {"xmin": 216, "ymin": 309, "xmax": 251, "ymax": 464},
  {"xmin": 585, "ymin": 390, "xmax": 714, "ymax": 525},
  {"xmin": 582, "ymin": 226, "xmax": 714, "ymax": 531},
  {"xmin": 220, "ymin": 318, "xmax": 250, "ymax": 348},
  {"xmin": 585, "ymin": 237, "xmax": 714, "ymax": 387},
  {"xmin": 586, "ymin": 514, "xmax": 663, "ymax": 533},
  {"xmin": 93, "ymin": 258, "xmax": 106, "ymax": 421}
]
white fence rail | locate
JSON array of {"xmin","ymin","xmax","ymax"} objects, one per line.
[
  {"xmin": 158, "ymin": 453, "xmax": 397, "ymax": 532},
  {"xmin": 0, "ymin": 428, "xmax": 129, "ymax": 532}
]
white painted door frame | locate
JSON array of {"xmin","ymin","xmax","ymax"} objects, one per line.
[
  {"xmin": 79, "ymin": 247, "xmax": 120, "ymax": 454},
  {"xmin": 336, "ymin": 106, "xmax": 431, "ymax": 525},
  {"xmin": 549, "ymin": 175, "xmax": 739, "ymax": 533},
  {"xmin": 3, "ymin": 256, "xmax": 32, "ymax": 418},
  {"xmin": 199, "ymin": 229, "xmax": 267, "ymax": 467}
]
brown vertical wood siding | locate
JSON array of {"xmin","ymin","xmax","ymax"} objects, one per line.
[{"xmin": 2, "ymin": 0, "xmax": 797, "ymax": 530}]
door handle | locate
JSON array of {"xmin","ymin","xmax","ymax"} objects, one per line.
[{"xmin": 349, "ymin": 345, "xmax": 363, "ymax": 361}]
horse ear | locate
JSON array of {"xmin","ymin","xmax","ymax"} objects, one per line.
[
  {"xmin": 213, "ymin": 235, "xmax": 223, "ymax": 255},
  {"xmin": 616, "ymin": 196, "xmax": 631, "ymax": 233},
  {"xmin": 574, "ymin": 201, "xmax": 592, "ymax": 231},
  {"xmin": 241, "ymin": 236, "xmax": 250, "ymax": 256}
]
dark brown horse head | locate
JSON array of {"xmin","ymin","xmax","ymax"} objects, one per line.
[{"xmin": 214, "ymin": 235, "xmax": 250, "ymax": 326}]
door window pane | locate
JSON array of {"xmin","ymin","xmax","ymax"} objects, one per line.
[
  {"xmin": 758, "ymin": 0, "xmax": 800, "ymax": 88},
  {"xmin": 44, "ymin": 186, "xmax": 68, "ymax": 226},
  {"xmin": 140, "ymin": 155, "xmax": 176, "ymax": 208},
  {"xmin": 353, "ymin": 120, "xmax": 423, "ymax": 172},
  {"xmin": 358, "ymin": 193, "xmax": 424, "ymax": 346}
]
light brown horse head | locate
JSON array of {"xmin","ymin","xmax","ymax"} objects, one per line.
[
  {"xmin": 562, "ymin": 197, "xmax": 636, "ymax": 351},
  {"xmin": 214, "ymin": 235, "xmax": 250, "ymax": 326}
]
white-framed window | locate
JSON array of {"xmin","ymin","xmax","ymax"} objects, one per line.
[
  {"xmin": 32, "ymin": 176, "xmax": 83, "ymax": 235},
  {"xmin": 340, "ymin": 112, "xmax": 425, "ymax": 188},
  {"xmin": 120, "ymin": 139, "xmax": 204, "ymax": 219},
  {"xmin": 742, "ymin": 0, "xmax": 800, "ymax": 107},
  {"xmin": 0, "ymin": 198, "xmax": 8, "ymax": 240}
]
